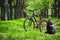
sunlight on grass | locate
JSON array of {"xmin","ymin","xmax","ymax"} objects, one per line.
[{"xmin": 0, "ymin": 18, "xmax": 60, "ymax": 40}]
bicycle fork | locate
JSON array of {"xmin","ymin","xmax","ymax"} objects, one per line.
[{"xmin": 28, "ymin": 19, "xmax": 33, "ymax": 26}]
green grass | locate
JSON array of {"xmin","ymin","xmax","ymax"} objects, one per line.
[{"xmin": 0, "ymin": 18, "xmax": 60, "ymax": 40}]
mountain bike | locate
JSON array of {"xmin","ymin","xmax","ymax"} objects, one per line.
[{"xmin": 23, "ymin": 9, "xmax": 45, "ymax": 32}]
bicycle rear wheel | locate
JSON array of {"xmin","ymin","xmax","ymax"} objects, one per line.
[
  {"xmin": 23, "ymin": 18, "xmax": 35, "ymax": 31},
  {"xmin": 39, "ymin": 22, "xmax": 46, "ymax": 32}
]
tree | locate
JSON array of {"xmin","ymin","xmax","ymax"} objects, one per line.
[
  {"xmin": 8, "ymin": 0, "xmax": 13, "ymax": 20},
  {"xmin": 24, "ymin": 0, "xmax": 54, "ymax": 17},
  {"xmin": 14, "ymin": 0, "xmax": 25, "ymax": 19},
  {"xmin": 58, "ymin": 0, "xmax": 60, "ymax": 18},
  {"xmin": 53, "ymin": 0, "xmax": 58, "ymax": 18},
  {"xmin": 0, "ymin": 0, "xmax": 25, "ymax": 20},
  {"xmin": 1, "ymin": 0, "xmax": 5, "ymax": 20}
]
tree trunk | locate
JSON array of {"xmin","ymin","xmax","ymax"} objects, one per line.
[
  {"xmin": 51, "ymin": 7, "xmax": 54, "ymax": 17},
  {"xmin": 14, "ymin": 0, "xmax": 19, "ymax": 19},
  {"xmin": 58, "ymin": 0, "xmax": 60, "ymax": 18},
  {"xmin": 53, "ymin": 0, "xmax": 58, "ymax": 18},
  {"xmin": 0, "ymin": 6, "xmax": 1, "ymax": 20},
  {"xmin": 8, "ymin": 0, "xmax": 12, "ymax": 20},
  {"xmin": 46, "ymin": 8, "xmax": 48, "ymax": 18},
  {"xmin": 5, "ymin": 0, "xmax": 9, "ymax": 20},
  {"xmin": 1, "ymin": 5, "xmax": 5, "ymax": 20},
  {"xmin": 1, "ymin": 0, "xmax": 5, "ymax": 20}
]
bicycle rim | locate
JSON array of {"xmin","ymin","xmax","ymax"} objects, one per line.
[
  {"xmin": 39, "ymin": 23, "xmax": 46, "ymax": 32},
  {"xmin": 23, "ymin": 18, "xmax": 35, "ymax": 31}
]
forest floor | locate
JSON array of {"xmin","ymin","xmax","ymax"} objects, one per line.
[{"xmin": 0, "ymin": 18, "xmax": 60, "ymax": 40}]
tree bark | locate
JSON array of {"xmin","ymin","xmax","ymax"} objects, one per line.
[
  {"xmin": 1, "ymin": 0, "xmax": 5, "ymax": 20},
  {"xmin": 14, "ymin": 0, "xmax": 19, "ymax": 19},
  {"xmin": 8, "ymin": 0, "xmax": 13, "ymax": 20},
  {"xmin": 58, "ymin": 0, "xmax": 60, "ymax": 18},
  {"xmin": 53, "ymin": 0, "xmax": 58, "ymax": 18},
  {"xmin": 1, "ymin": 5, "xmax": 5, "ymax": 20}
]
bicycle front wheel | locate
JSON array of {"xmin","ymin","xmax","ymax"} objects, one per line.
[{"xmin": 23, "ymin": 18, "xmax": 35, "ymax": 31}]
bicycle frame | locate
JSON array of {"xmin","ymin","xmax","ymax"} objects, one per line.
[
  {"xmin": 28, "ymin": 11, "xmax": 38, "ymax": 26},
  {"xmin": 23, "ymin": 9, "xmax": 45, "ymax": 32}
]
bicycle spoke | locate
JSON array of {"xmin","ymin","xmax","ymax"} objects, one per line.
[{"xmin": 24, "ymin": 18, "xmax": 35, "ymax": 31}]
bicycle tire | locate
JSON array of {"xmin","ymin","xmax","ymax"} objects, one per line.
[
  {"xmin": 39, "ymin": 22, "xmax": 46, "ymax": 32},
  {"xmin": 23, "ymin": 18, "xmax": 35, "ymax": 31}
]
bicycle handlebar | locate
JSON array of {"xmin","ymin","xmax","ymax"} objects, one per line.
[
  {"xmin": 25, "ymin": 9, "xmax": 38, "ymax": 17},
  {"xmin": 29, "ymin": 9, "xmax": 38, "ymax": 15},
  {"xmin": 25, "ymin": 9, "xmax": 37, "ymax": 12},
  {"xmin": 28, "ymin": 9, "xmax": 37, "ymax": 12}
]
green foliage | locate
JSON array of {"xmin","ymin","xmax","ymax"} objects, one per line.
[
  {"xmin": 25, "ymin": 0, "xmax": 44, "ymax": 10},
  {"xmin": 25, "ymin": 0, "xmax": 54, "ymax": 9},
  {"xmin": 24, "ymin": 0, "xmax": 54, "ymax": 16}
]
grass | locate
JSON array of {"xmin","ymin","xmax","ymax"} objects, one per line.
[{"xmin": 0, "ymin": 18, "xmax": 60, "ymax": 40}]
